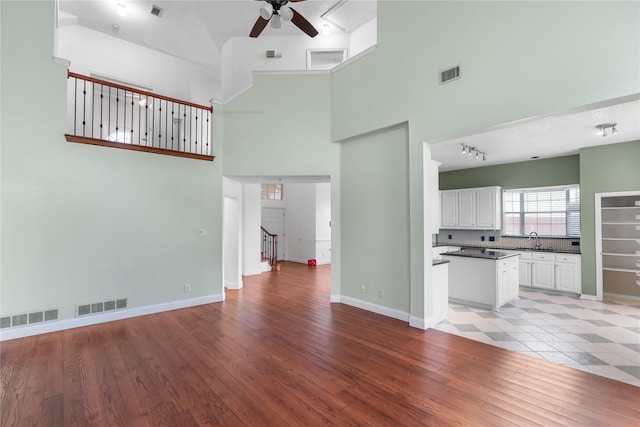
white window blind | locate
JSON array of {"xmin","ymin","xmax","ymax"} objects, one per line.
[{"xmin": 503, "ymin": 185, "xmax": 580, "ymax": 237}]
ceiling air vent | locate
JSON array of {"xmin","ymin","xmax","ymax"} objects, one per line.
[
  {"xmin": 150, "ymin": 5, "xmax": 163, "ymax": 17},
  {"xmin": 440, "ymin": 65, "xmax": 460, "ymax": 84}
]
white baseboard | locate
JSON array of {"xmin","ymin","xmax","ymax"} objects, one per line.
[
  {"xmin": 338, "ymin": 296, "xmax": 409, "ymax": 322},
  {"xmin": 225, "ymin": 281, "xmax": 243, "ymax": 290},
  {"xmin": 580, "ymin": 293, "xmax": 598, "ymax": 301},
  {"xmin": 409, "ymin": 316, "xmax": 426, "ymax": 330},
  {"xmin": 330, "ymin": 294, "xmax": 341, "ymax": 303},
  {"xmin": 604, "ymin": 292, "xmax": 640, "ymax": 301},
  {"xmin": 316, "ymin": 259, "xmax": 331, "ymax": 265},
  {"xmin": 0, "ymin": 294, "xmax": 225, "ymax": 342}
]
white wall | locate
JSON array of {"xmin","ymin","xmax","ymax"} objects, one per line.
[
  {"xmin": 350, "ymin": 17, "xmax": 377, "ymax": 57},
  {"xmin": 315, "ymin": 183, "xmax": 332, "ymax": 264},
  {"xmin": 56, "ymin": 25, "xmax": 219, "ymax": 106},
  {"xmin": 223, "ymin": 178, "xmax": 243, "ymax": 289},
  {"xmin": 243, "ymin": 183, "xmax": 262, "ymax": 276}
]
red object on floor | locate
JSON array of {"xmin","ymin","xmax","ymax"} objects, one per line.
[{"xmin": 307, "ymin": 259, "xmax": 317, "ymax": 266}]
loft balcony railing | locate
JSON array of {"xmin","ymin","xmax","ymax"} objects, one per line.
[{"xmin": 65, "ymin": 71, "xmax": 214, "ymax": 161}]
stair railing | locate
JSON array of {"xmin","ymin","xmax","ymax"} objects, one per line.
[
  {"xmin": 261, "ymin": 226, "xmax": 279, "ymax": 268},
  {"xmin": 65, "ymin": 70, "xmax": 214, "ymax": 161}
]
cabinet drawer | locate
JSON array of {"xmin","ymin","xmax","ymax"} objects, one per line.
[
  {"xmin": 499, "ymin": 257, "xmax": 518, "ymax": 270},
  {"xmin": 532, "ymin": 253, "xmax": 554, "ymax": 262},
  {"xmin": 555, "ymin": 254, "xmax": 580, "ymax": 264}
]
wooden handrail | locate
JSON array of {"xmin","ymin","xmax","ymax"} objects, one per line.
[
  {"xmin": 67, "ymin": 70, "xmax": 213, "ymax": 113},
  {"xmin": 261, "ymin": 226, "xmax": 277, "ymax": 238}
]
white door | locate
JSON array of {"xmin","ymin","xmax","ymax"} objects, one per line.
[{"xmin": 262, "ymin": 207, "xmax": 285, "ymax": 260}]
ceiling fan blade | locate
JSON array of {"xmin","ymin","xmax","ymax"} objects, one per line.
[
  {"xmin": 250, "ymin": 16, "xmax": 269, "ymax": 38},
  {"xmin": 290, "ymin": 8, "xmax": 318, "ymax": 37}
]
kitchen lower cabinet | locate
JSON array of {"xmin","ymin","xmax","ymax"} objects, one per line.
[
  {"xmin": 518, "ymin": 252, "xmax": 532, "ymax": 286},
  {"xmin": 498, "ymin": 256, "xmax": 519, "ymax": 306},
  {"xmin": 531, "ymin": 256, "xmax": 555, "ymax": 289},
  {"xmin": 555, "ymin": 254, "xmax": 581, "ymax": 293},
  {"xmin": 530, "ymin": 252, "xmax": 581, "ymax": 293}
]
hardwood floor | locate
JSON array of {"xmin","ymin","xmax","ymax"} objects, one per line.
[{"xmin": 2, "ymin": 262, "xmax": 638, "ymax": 426}]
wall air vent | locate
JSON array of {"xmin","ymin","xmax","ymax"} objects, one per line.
[
  {"xmin": 150, "ymin": 5, "xmax": 163, "ymax": 17},
  {"xmin": 0, "ymin": 309, "xmax": 59, "ymax": 329},
  {"xmin": 77, "ymin": 298, "xmax": 127, "ymax": 317},
  {"xmin": 440, "ymin": 65, "xmax": 460, "ymax": 84}
]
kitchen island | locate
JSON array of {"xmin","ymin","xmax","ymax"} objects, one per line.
[{"xmin": 441, "ymin": 249, "xmax": 519, "ymax": 311}]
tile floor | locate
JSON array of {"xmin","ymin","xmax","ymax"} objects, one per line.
[{"xmin": 435, "ymin": 288, "xmax": 640, "ymax": 387}]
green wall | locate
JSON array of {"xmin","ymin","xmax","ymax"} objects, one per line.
[
  {"xmin": 579, "ymin": 140, "xmax": 640, "ymax": 296},
  {"xmin": 1, "ymin": 1, "xmax": 223, "ymax": 321},
  {"xmin": 340, "ymin": 124, "xmax": 410, "ymax": 311},
  {"xmin": 439, "ymin": 155, "xmax": 580, "ymax": 190}
]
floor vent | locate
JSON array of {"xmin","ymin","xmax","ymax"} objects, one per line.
[
  {"xmin": 0, "ymin": 309, "xmax": 59, "ymax": 329},
  {"xmin": 440, "ymin": 65, "xmax": 461, "ymax": 84},
  {"xmin": 77, "ymin": 298, "xmax": 127, "ymax": 317}
]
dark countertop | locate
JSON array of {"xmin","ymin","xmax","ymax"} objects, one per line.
[
  {"xmin": 441, "ymin": 248, "xmax": 519, "ymax": 260},
  {"xmin": 432, "ymin": 259, "xmax": 450, "ymax": 266},
  {"xmin": 433, "ymin": 244, "xmax": 580, "ymax": 255}
]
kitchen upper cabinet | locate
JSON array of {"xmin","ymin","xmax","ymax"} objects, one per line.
[
  {"xmin": 441, "ymin": 191, "xmax": 458, "ymax": 228},
  {"xmin": 457, "ymin": 191, "xmax": 476, "ymax": 227},
  {"xmin": 440, "ymin": 186, "xmax": 502, "ymax": 230}
]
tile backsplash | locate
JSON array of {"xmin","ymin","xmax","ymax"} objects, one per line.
[{"xmin": 435, "ymin": 229, "xmax": 580, "ymax": 253}]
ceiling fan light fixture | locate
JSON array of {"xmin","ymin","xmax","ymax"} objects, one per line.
[
  {"xmin": 280, "ymin": 6, "xmax": 293, "ymax": 22},
  {"xmin": 270, "ymin": 13, "xmax": 281, "ymax": 28},
  {"xmin": 260, "ymin": 3, "xmax": 273, "ymax": 20}
]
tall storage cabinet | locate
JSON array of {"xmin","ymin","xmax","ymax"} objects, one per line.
[{"xmin": 598, "ymin": 193, "xmax": 640, "ymax": 298}]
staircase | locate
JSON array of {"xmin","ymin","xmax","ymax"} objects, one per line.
[{"xmin": 261, "ymin": 226, "xmax": 280, "ymax": 271}]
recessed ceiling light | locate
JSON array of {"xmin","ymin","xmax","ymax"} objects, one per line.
[
  {"xmin": 112, "ymin": 24, "xmax": 120, "ymax": 31},
  {"xmin": 116, "ymin": 3, "xmax": 127, "ymax": 17}
]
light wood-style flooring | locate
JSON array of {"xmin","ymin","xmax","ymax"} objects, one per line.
[{"xmin": 2, "ymin": 262, "xmax": 639, "ymax": 426}]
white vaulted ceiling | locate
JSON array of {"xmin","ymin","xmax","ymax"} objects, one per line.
[{"xmin": 57, "ymin": 0, "xmax": 377, "ymax": 72}]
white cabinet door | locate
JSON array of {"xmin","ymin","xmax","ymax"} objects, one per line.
[
  {"xmin": 532, "ymin": 261, "xmax": 554, "ymax": 289},
  {"xmin": 441, "ymin": 192, "xmax": 458, "ymax": 228},
  {"xmin": 519, "ymin": 259, "xmax": 531, "ymax": 286},
  {"xmin": 476, "ymin": 188, "xmax": 496, "ymax": 229},
  {"xmin": 457, "ymin": 190, "xmax": 476, "ymax": 227},
  {"xmin": 555, "ymin": 263, "xmax": 579, "ymax": 293}
]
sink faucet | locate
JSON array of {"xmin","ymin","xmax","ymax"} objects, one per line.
[{"xmin": 528, "ymin": 231, "xmax": 542, "ymax": 250}]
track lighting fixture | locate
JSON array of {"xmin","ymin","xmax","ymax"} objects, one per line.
[
  {"xmin": 460, "ymin": 144, "xmax": 487, "ymax": 161},
  {"xmin": 595, "ymin": 123, "xmax": 617, "ymax": 137}
]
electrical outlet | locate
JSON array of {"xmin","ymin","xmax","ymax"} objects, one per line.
[
  {"xmin": 198, "ymin": 229, "xmax": 207, "ymax": 237},
  {"xmin": 184, "ymin": 284, "xmax": 191, "ymax": 293},
  {"xmin": 379, "ymin": 289, "xmax": 385, "ymax": 298},
  {"xmin": 360, "ymin": 285, "xmax": 366, "ymax": 294}
]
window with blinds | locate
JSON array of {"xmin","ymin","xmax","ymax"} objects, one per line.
[{"xmin": 503, "ymin": 185, "xmax": 580, "ymax": 237}]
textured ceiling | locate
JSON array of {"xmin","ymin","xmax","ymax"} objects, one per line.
[{"xmin": 431, "ymin": 97, "xmax": 640, "ymax": 172}]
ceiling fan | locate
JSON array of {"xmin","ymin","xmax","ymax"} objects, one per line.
[{"xmin": 250, "ymin": 0, "xmax": 319, "ymax": 38}]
